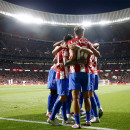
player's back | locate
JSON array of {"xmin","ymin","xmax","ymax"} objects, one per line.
[{"xmin": 68, "ymin": 38, "xmax": 93, "ymax": 73}]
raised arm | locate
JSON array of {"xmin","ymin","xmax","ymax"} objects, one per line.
[
  {"xmin": 69, "ymin": 44, "xmax": 93, "ymax": 55},
  {"xmin": 64, "ymin": 59, "xmax": 86, "ymax": 66},
  {"xmin": 52, "ymin": 42, "xmax": 67, "ymax": 55},
  {"xmin": 52, "ymin": 46, "xmax": 62, "ymax": 55},
  {"xmin": 53, "ymin": 56, "xmax": 57, "ymax": 63},
  {"xmin": 91, "ymin": 47, "xmax": 100, "ymax": 58},
  {"xmin": 53, "ymin": 40, "xmax": 63, "ymax": 48}
]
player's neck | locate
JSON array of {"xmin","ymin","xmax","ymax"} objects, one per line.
[{"xmin": 75, "ymin": 36, "xmax": 83, "ymax": 39}]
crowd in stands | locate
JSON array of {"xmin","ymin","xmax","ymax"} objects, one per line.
[
  {"xmin": 98, "ymin": 63, "xmax": 129, "ymax": 70},
  {"xmin": 0, "ymin": 71, "xmax": 48, "ymax": 83},
  {"xmin": 0, "ymin": 32, "xmax": 129, "ymax": 84},
  {"xmin": 99, "ymin": 71, "xmax": 130, "ymax": 83},
  {"xmin": 0, "ymin": 33, "xmax": 130, "ymax": 62},
  {"xmin": 0, "ymin": 33, "xmax": 54, "ymax": 61},
  {"xmin": 0, "ymin": 62, "xmax": 129, "ymax": 84}
]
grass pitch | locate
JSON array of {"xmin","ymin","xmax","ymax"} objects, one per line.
[{"xmin": 0, "ymin": 85, "xmax": 130, "ymax": 130}]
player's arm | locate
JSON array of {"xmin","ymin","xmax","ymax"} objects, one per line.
[
  {"xmin": 52, "ymin": 43, "xmax": 67, "ymax": 55},
  {"xmin": 69, "ymin": 49, "xmax": 77, "ymax": 60},
  {"xmin": 91, "ymin": 47, "xmax": 100, "ymax": 58},
  {"xmin": 52, "ymin": 46, "xmax": 62, "ymax": 55},
  {"xmin": 69, "ymin": 44, "xmax": 93, "ymax": 55},
  {"xmin": 53, "ymin": 40, "xmax": 63, "ymax": 48},
  {"xmin": 94, "ymin": 43, "xmax": 99, "ymax": 49},
  {"xmin": 62, "ymin": 49, "xmax": 80, "ymax": 66},
  {"xmin": 88, "ymin": 42, "xmax": 100, "ymax": 58},
  {"xmin": 64, "ymin": 59, "xmax": 86, "ymax": 66},
  {"xmin": 53, "ymin": 56, "xmax": 57, "ymax": 63}
]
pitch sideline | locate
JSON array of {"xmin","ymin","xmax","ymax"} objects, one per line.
[{"xmin": 0, "ymin": 117, "xmax": 117, "ymax": 130}]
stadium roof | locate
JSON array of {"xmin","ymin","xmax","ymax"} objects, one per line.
[{"xmin": 0, "ymin": 1, "xmax": 130, "ymax": 26}]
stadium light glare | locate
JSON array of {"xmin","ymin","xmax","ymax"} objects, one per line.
[
  {"xmin": 99, "ymin": 21, "xmax": 111, "ymax": 25},
  {"xmin": 82, "ymin": 22, "xmax": 92, "ymax": 27},
  {"xmin": 15, "ymin": 14, "xmax": 43, "ymax": 24},
  {"xmin": 0, "ymin": 11, "xmax": 130, "ymax": 26}
]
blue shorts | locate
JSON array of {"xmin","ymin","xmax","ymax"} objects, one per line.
[
  {"xmin": 94, "ymin": 75, "xmax": 99, "ymax": 90},
  {"xmin": 56, "ymin": 78, "xmax": 69, "ymax": 96},
  {"xmin": 47, "ymin": 69, "xmax": 57, "ymax": 90},
  {"xmin": 89, "ymin": 74, "xmax": 95, "ymax": 91},
  {"xmin": 69, "ymin": 72, "xmax": 90, "ymax": 92}
]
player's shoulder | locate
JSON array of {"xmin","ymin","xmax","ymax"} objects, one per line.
[{"xmin": 68, "ymin": 38, "xmax": 77, "ymax": 44}]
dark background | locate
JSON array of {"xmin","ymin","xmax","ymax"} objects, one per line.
[{"xmin": 4, "ymin": 0, "xmax": 130, "ymax": 14}]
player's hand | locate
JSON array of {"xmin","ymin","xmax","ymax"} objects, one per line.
[
  {"xmin": 59, "ymin": 63, "xmax": 64, "ymax": 67},
  {"xmin": 94, "ymin": 43, "xmax": 99, "ymax": 49},
  {"xmin": 61, "ymin": 43, "xmax": 67, "ymax": 49}
]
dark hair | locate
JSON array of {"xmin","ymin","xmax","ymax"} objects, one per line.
[
  {"xmin": 63, "ymin": 34, "xmax": 73, "ymax": 42},
  {"xmin": 74, "ymin": 26, "xmax": 85, "ymax": 36}
]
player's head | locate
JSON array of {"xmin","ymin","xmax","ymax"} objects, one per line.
[
  {"xmin": 63, "ymin": 34, "xmax": 73, "ymax": 42},
  {"xmin": 74, "ymin": 26, "xmax": 85, "ymax": 38}
]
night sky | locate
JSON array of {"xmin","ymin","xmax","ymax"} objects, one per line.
[{"xmin": 4, "ymin": 0, "xmax": 130, "ymax": 14}]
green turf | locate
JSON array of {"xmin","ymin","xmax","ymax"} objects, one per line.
[{"xmin": 0, "ymin": 85, "xmax": 130, "ymax": 130}]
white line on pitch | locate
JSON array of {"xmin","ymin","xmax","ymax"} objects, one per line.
[{"xmin": 0, "ymin": 117, "xmax": 117, "ymax": 130}]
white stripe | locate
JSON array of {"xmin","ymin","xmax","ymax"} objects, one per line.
[
  {"xmin": 0, "ymin": 117, "xmax": 117, "ymax": 130},
  {"xmin": 0, "ymin": 117, "xmax": 48, "ymax": 124}
]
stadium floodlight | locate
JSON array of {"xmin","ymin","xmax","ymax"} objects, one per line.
[
  {"xmin": 98, "ymin": 21, "xmax": 111, "ymax": 25},
  {"xmin": 15, "ymin": 14, "xmax": 44, "ymax": 24},
  {"xmin": 82, "ymin": 22, "xmax": 93, "ymax": 27},
  {"xmin": 0, "ymin": 11, "xmax": 130, "ymax": 26}
]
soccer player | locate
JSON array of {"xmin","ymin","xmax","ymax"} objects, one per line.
[
  {"xmin": 88, "ymin": 49, "xmax": 100, "ymax": 123},
  {"xmin": 46, "ymin": 63, "xmax": 58, "ymax": 118},
  {"xmin": 46, "ymin": 40, "xmax": 64, "ymax": 119},
  {"xmin": 67, "ymin": 26, "xmax": 100, "ymax": 128},
  {"xmin": 47, "ymin": 34, "xmax": 73, "ymax": 125},
  {"xmin": 92, "ymin": 43, "xmax": 103, "ymax": 119}
]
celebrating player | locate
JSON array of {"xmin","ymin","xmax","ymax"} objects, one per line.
[
  {"xmin": 67, "ymin": 26, "xmax": 100, "ymax": 128},
  {"xmin": 92, "ymin": 43, "xmax": 103, "ymax": 119},
  {"xmin": 46, "ymin": 62, "xmax": 58, "ymax": 117},
  {"xmin": 88, "ymin": 43, "xmax": 100, "ymax": 123},
  {"xmin": 47, "ymin": 34, "xmax": 73, "ymax": 125}
]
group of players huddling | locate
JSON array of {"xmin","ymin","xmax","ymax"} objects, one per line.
[{"xmin": 46, "ymin": 26, "xmax": 103, "ymax": 129}]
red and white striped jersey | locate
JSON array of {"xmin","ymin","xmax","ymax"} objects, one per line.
[
  {"xmin": 56, "ymin": 48, "xmax": 69, "ymax": 79},
  {"xmin": 88, "ymin": 55, "xmax": 98, "ymax": 75},
  {"xmin": 93, "ymin": 56, "xmax": 98, "ymax": 75},
  {"xmin": 67, "ymin": 38, "xmax": 94, "ymax": 73},
  {"xmin": 51, "ymin": 64, "xmax": 57, "ymax": 72},
  {"xmin": 88, "ymin": 55, "xmax": 95, "ymax": 74}
]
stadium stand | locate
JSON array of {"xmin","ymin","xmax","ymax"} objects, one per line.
[
  {"xmin": 0, "ymin": 1, "xmax": 129, "ymax": 85},
  {"xmin": 0, "ymin": 33, "xmax": 129, "ymax": 84}
]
